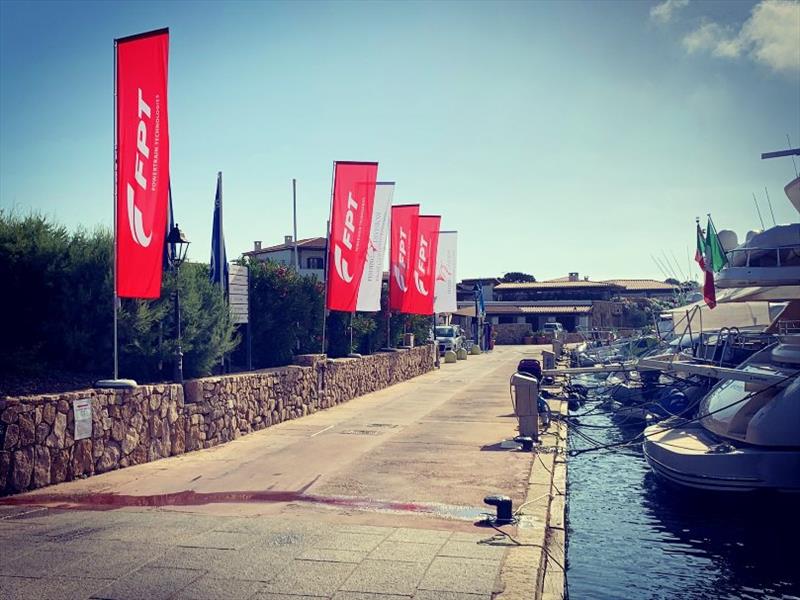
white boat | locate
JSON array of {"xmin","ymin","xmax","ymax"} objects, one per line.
[
  {"xmin": 643, "ymin": 334, "xmax": 800, "ymax": 491},
  {"xmin": 643, "ymin": 173, "xmax": 800, "ymax": 492}
]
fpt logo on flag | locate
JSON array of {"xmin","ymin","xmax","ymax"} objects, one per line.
[
  {"xmin": 389, "ymin": 204, "xmax": 420, "ymax": 312},
  {"xmin": 116, "ymin": 28, "xmax": 170, "ymax": 299},
  {"xmin": 402, "ymin": 215, "xmax": 440, "ymax": 315},
  {"xmin": 326, "ymin": 161, "xmax": 378, "ymax": 312},
  {"xmin": 433, "ymin": 231, "xmax": 458, "ymax": 314}
]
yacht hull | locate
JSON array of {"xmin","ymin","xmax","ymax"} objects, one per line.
[{"xmin": 643, "ymin": 424, "xmax": 800, "ymax": 493}]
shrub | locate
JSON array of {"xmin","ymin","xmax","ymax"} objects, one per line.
[
  {"xmin": 245, "ymin": 258, "xmax": 324, "ymax": 367},
  {"xmin": 0, "ymin": 210, "xmax": 238, "ymax": 382}
]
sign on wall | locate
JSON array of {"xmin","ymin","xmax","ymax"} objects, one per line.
[{"xmin": 73, "ymin": 398, "xmax": 92, "ymax": 440}]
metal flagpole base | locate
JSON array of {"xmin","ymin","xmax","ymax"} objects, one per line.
[{"xmin": 94, "ymin": 379, "xmax": 138, "ymax": 389}]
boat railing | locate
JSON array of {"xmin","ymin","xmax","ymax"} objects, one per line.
[
  {"xmin": 725, "ymin": 243, "xmax": 800, "ymax": 269},
  {"xmin": 777, "ymin": 320, "xmax": 800, "ymax": 335}
]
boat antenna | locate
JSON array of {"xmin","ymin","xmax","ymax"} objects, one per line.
[
  {"xmin": 656, "ymin": 250, "xmax": 675, "ymax": 279},
  {"xmin": 787, "ymin": 134, "xmax": 799, "ymax": 178},
  {"xmin": 650, "ymin": 254, "xmax": 670, "ymax": 280},
  {"xmin": 661, "ymin": 249, "xmax": 681, "ymax": 282},
  {"xmin": 764, "ymin": 186, "xmax": 777, "ymax": 226},
  {"xmin": 752, "ymin": 192, "xmax": 765, "ymax": 229},
  {"xmin": 669, "ymin": 249, "xmax": 688, "ymax": 282}
]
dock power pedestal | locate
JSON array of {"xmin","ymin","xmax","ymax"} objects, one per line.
[{"xmin": 511, "ymin": 372, "xmax": 539, "ymax": 441}]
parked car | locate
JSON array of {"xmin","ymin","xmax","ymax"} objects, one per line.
[
  {"xmin": 542, "ymin": 322, "xmax": 565, "ymax": 339},
  {"xmin": 435, "ymin": 325, "xmax": 464, "ymax": 355}
]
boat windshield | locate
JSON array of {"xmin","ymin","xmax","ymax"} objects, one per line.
[{"xmin": 700, "ymin": 361, "xmax": 794, "ymax": 439}]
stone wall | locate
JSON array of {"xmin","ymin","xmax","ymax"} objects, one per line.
[
  {"xmin": 494, "ymin": 323, "xmax": 533, "ymax": 344},
  {"xmin": 0, "ymin": 384, "xmax": 184, "ymax": 494},
  {"xmin": 0, "ymin": 345, "xmax": 435, "ymax": 496}
]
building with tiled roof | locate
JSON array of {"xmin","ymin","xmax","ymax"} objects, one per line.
[
  {"xmin": 453, "ymin": 272, "xmax": 678, "ymax": 337},
  {"xmin": 601, "ymin": 279, "xmax": 679, "ymax": 297},
  {"xmin": 243, "ymin": 236, "xmax": 327, "ymax": 280}
]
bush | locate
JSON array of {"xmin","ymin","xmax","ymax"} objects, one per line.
[
  {"xmin": 119, "ymin": 264, "xmax": 239, "ymax": 381},
  {"xmin": 0, "ymin": 210, "xmax": 238, "ymax": 382},
  {"xmin": 245, "ymin": 258, "xmax": 324, "ymax": 367}
]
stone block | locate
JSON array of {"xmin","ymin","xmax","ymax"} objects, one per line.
[
  {"xmin": 11, "ymin": 446, "xmax": 34, "ymax": 491},
  {"xmin": 32, "ymin": 446, "xmax": 51, "ymax": 488},
  {"xmin": 51, "ymin": 448, "xmax": 71, "ymax": 483},
  {"xmin": 3, "ymin": 423, "xmax": 19, "ymax": 450},
  {"xmin": 0, "ymin": 451, "xmax": 10, "ymax": 492},
  {"xmin": 72, "ymin": 439, "xmax": 93, "ymax": 477}
]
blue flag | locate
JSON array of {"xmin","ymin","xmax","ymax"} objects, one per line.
[
  {"xmin": 209, "ymin": 172, "xmax": 228, "ymax": 294},
  {"xmin": 474, "ymin": 283, "xmax": 486, "ymax": 316}
]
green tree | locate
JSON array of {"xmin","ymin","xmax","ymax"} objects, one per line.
[
  {"xmin": 501, "ymin": 272, "xmax": 536, "ymax": 283},
  {"xmin": 0, "ymin": 210, "xmax": 239, "ymax": 382},
  {"xmin": 246, "ymin": 258, "xmax": 324, "ymax": 367}
]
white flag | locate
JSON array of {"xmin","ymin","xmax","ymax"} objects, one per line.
[
  {"xmin": 433, "ymin": 231, "xmax": 457, "ymax": 314},
  {"xmin": 356, "ymin": 182, "xmax": 394, "ymax": 311}
]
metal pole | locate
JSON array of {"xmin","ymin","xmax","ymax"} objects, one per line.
[
  {"xmin": 321, "ymin": 218, "xmax": 330, "ymax": 354},
  {"xmin": 247, "ymin": 265, "xmax": 252, "ymax": 371},
  {"xmin": 292, "ymin": 178, "xmax": 299, "ymax": 271},
  {"xmin": 433, "ymin": 313, "xmax": 439, "ymax": 368},
  {"xmin": 218, "ymin": 171, "xmax": 225, "ymax": 372},
  {"xmin": 113, "ymin": 39, "xmax": 119, "ymax": 381},
  {"xmin": 387, "ymin": 310, "xmax": 391, "ymax": 348},
  {"xmin": 321, "ymin": 162, "xmax": 335, "ymax": 354},
  {"xmin": 174, "ymin": 271, "xmax": 184, "ymax": 383},
  {"xmin": 350, "ymin": 312, "xmax": 354, "ymax": 354},
  {"xmin": 764, "ymin": 186, "xmax": 776, "ymax": 226},
  {"xmin": 752, "ymin": 193, "xmax": 766, "ymax": 229}
]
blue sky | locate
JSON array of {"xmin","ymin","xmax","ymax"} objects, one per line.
[{"xmin": 1, "ymin": 0, "xmax": 798, "ymax": 282}]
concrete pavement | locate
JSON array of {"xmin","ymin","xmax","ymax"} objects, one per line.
[{"xmin": 1, "ymin": 345, "xmax": 562, "ymax": 599}]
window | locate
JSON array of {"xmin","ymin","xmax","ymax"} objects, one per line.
[
  {"xmin": 307, "ymin": 257, "xmax": 324, "ymax": 270},
  {"xmin": 498, "ymin": 316, "xmax": 515, "ymax": 324}
]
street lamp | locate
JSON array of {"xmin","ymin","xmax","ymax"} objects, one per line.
[{"xmin": 166, "ymin": 223, "xmax": 190, "ymax": 383}]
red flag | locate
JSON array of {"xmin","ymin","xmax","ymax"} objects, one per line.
[
  {"xmin": 326, "ymin": 161, "xmax": 378, "ymax": 312},
  {"xmin": 389, "ymin": 205, "xmax": 420, "ymax": 312},
  {"xmin": 694, "ymin": 222, "xmax": 706, "ymax": 271},
  {"xmin": 703, "ymin": 270, "xmax": 716, "ymax": 309},
  {"xmin": 401, "ymin": 215, "xmax": 440, "ymax": 315},
  {"xmin": 116, "ymin": 29, "xmax": 170, "ymax": 299}
]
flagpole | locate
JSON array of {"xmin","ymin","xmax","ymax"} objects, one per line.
[
  {"xmin": 112, "ymin": 38, "xmax": 119, "ymax": 381},
  {"xmin": 321, "ymin": 162, "xmax": 335, "ymax": 355},
  {"xmin": 218, "ymin": 172, "xmax": 223, "ymax": 289},
  {"xmin": 292, "ymin": 178, "xmax": 299, "ymax": 271},
  {"xmin": 218, "ymin": 171, "xmax": 225, "ymax": 372}
]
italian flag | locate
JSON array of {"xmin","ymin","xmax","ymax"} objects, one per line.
[
  {"xmin": 694, "ymin": 221, "xmax": 706, "ymax": 271},
  {"xmin": 702, "ymin": 216, "xmax": 729, "ymax": 310}
]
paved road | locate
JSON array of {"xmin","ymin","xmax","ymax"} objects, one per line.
[{"xmin": 1, "ymin": 345, "xmax": 546, "ymax": 600}]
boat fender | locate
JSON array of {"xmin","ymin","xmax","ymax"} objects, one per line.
[
  {"xmin": 665, "ymin": 389, "xmax": 688, "ymax": 415},
  {"xmin": 568, "ymin": 395, "xmax": 582, "ymax": 412}
]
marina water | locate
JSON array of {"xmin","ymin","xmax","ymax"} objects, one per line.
[{"xmin": 565, "ymin": 380, "xmax": 800, "ymax": 600}]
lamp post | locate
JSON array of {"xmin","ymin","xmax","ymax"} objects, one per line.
[{"xmin": 166, "ymin": 223, "xmax": 190, "ymax": 383}]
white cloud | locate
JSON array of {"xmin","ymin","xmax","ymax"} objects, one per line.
[
  {"xmin": 680, "ymin": 0, "xmax": 800, "ymax": 73},
  {"xmin": 742, "ymin": 0, "xmax": 800, "ymax": 71},
  {"xmin": 651, "ymin": 0, "xmax": 690, "ymax": 24}
]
